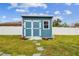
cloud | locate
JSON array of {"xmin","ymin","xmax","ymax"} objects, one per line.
[
  {"xmin": 29, "ymin": 13, "xmax": 48, "ymax": 16},
  {"xmin": 16, "ymin": 9, "xmax": 27, "ymax": 12},
  {"xmin": 65, "ymin": 3, "xmax": 72, "ymax": 6},
  {"xmin": 39, "ymin": 13, "xmax": 48, "ymax": 15},
  {"xmin": 65, "ymin": 3, "xmax": 79, "ymax": 6},
  {"xmin": 8, "ymin": 3, "xmax": 18, "ymax": 9},
  {"xmin": 54, "ymin": 11, "xmax": 61, "ymax": 15},
  {"xmin": 24, "ymin": 3, "xmax": 47, "ymax": 8},
  {"xmin": 0, "ymin": 16, "xmax": 9, "ymax": 22},
  {"xmin": 74, "ymin": 3, "xmax": 79, "ymax": 5},
  {"xmin": 45, "ymin": 11, "xmax": 50, "ymax": 14},
  {"xmin": 64, "ymin": 10, "xmax": 72, "ymax": 15},
  {"xmin": 8, "ymin": 3, "xmax": 47, "ymax": 9},
  {"xmin": 54, "ymin": 10, "xmax": 72, "ymax": 15},
  {"xmin": 29, "ymin": 13, "xmax": 38, "ymax": 15},
  {"xmin": 2, "ymin": 16, "xmax": 6, "ymax": 19},
  {"xmin": 53, "ymin": 16, "xmax": 64, "ymax": 20},
  {"xmin": 12, "ymin": 18, "xmax": 21, "ymax": 21},
  {"xmin": 8, "ymin": 3, "xmax": 47, "ymax": 14},
  {"xmin": 0, "ymin": 16, "xmax": 6, "ymax": 19},
  {"xmin": 10, "ymin": 3, "xmax": 18, "ymax": 7}
]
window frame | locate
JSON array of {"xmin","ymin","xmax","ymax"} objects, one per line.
[{"xmin": 43, "ymin": 20, "xmax": 50, "ymax": 30}]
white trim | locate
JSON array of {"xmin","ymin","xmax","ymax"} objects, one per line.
[
  {"xmin": 43, "ymin": 20, "xmax": 50, "ymax": 30},
  {"xmin": 24, "ymin": 21, "xmax": 26, "ymax": 29},
  {"xmin": 51, "ymin": 19, "xmax": 53, "ymax": 38},
  {"xmin": 24, "ymin": 20, "xmax": 41, "ymax": 38},
  {"xmin": 24, "ymin": 20, "xmax": 32, "ymax": 37},
  {"xmin": 39, "ymin": 22, "xmax": 41, "ymax": 36},
  {"xmin": 24, "ymin": 29, "xmax": 26, "ymax": 36},
  {"xmin": 32, "ymin": 20, "xmax": 41, "ymax": 37},
  {"xmin": 31, "ymin": 22, "xmax": 32, "ymax": 37},
  {"xmin": 22, "ymin": 18, "xmax": 24, "ymax": 37},
  {"xmin": 24, "ymin": 20, "xmax": 32, "ymax": 28},
  {"xmin": 24, "ymin": 20, "xmax": 32, "ymax": 22}
]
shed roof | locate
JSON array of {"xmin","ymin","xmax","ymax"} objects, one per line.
[{"xmin": 22, "ymin": 14, "xmax": 53, "ymax": 18}]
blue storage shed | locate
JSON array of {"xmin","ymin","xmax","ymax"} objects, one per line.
[{"xmin": 22, "ymin": 15, "xmax": 53, "ymax": 40}]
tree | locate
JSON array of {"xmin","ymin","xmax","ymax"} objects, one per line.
[
  {"xmin": 61, "ymin": 22, "xmax": 69, "ymax": 27},
  {"xmin": 53, "ymin": 18, "xmax": 62, "ymax": 27},
  {"xmin": 74, "ymin": 23, "xmax": 79, "ymax": 27}
]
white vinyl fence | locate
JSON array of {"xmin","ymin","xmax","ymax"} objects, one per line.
[
  {"xmin": 0, "ymin": 26, "xmax": 79, "ymax": 35},
  {"xmin": 0, "ymin": 26, "xmax": 22, "ymax": 35},
  {"xmin": 53, "ymin": 27, "xmax": 79, "ymax": 35}
]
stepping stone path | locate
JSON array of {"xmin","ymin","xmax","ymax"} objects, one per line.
[
  {"xmin": 33, "ymin": 53, "xmax": 41, "ymax": 56},
  {"xmin": 1, "ymin": 54, "xmax": 11, "ymax": 56},
  {"xmin": 33, "ymin": 40, "xmax": 38, "ymax": 43},
  {"xmin": 0, "ymin": 52, "xmax": 11, "ymax": 56},
  {"xmin": 0, "ymin": 52, "xmax": 3, "ymax": 55},
  {"xmin": 32, "ymin": 40, "xmax": 45, "ymax": 56},
  {"xmin": 35, "ymin": 43, "xmax": 40, "ymax": 46},
  {"xmin": 36, "ymin": 47, "xmax": 44, "ymax": 51}
]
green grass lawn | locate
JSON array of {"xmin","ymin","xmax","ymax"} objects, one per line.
[
  {"xmin": 0, "ymin": 35, "xmax": 79, "ymax": 56},
  {"xmin": 40, "ymin": 35, "xmax": 79, "ymax": 56},
  {"xmin": 0, "ymin": 35, "xmax": 38, "ymax": 56}
]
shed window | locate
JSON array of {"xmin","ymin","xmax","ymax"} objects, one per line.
[
  {"xmin": 44, "ymin": 21, "xmax": 48, "ymax": 28},
  {"xmin": 43, "ymin": 20, "xmax": 50, "ymax": 29}
]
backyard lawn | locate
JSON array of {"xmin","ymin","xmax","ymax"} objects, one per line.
[
  {"xmin": 0, "ymin": 35, "xmax": 38, "ymax": 56},
  {"xmin": 0, "ymin": 35, "xmax": 79, "ymax": 56},
  {"xmin": 40, "ymin": 35, "xmax": 79, "ymax": 56}
]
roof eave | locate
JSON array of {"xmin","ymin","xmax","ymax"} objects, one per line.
[{"xmin": 21, "ymin": 14, "xmax": 53, "ymax": 18}]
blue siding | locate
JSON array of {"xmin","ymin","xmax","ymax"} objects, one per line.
[
  {"xmin": 26, "ymin": 22, "xmax": 31, "ymax": 28},
  {"xmin": 23, "ymin": 17, "xmax": 53, "ymax": 38},
  {"xmin": 33, "ymin": 22, "xmax": 39, "ymax": 28},
  {"xmin": 41, "ymin": 30, "xmax": 52, "ymax": 38},
  {"xmin": 33, "ymin": 29, "xmax": 39, "ymax": 36},
  {"xmin": 26, "ymin": 29, "xmax": 31, "ymax": 36},
  {"xmin": 41, "ymin": 19, "xmax": 52, "ymax": 38}
]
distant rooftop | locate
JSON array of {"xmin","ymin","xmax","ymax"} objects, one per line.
[{"xmin": 0, "ymin": 21, "xmax": 21, "ymax": 26}]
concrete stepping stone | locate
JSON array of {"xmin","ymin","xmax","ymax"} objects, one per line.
[
  {"xmin": 18, "ymin": 55, "xmax": 26, "ymax": 56},
  {"xmin": 0, "ymin": 52, "xmax": 3, "ymax": 55},
  {"xmin": 1, "ymin": 54, "xmax": 11, "ymax": 56},
  {"xmin": 32, "ymin": 53, "xmax": 41, "ymax": 56},
  {"xmin": 33, "ymin": 40, "xmax": 38, "ymax": 43},
  {"xmin": 36, "ymin": 47, "xmax": 44, "ymax": 51},
  {"xmin": 35, "ymin": 43, "xmax": 40, "ymax": 46}
]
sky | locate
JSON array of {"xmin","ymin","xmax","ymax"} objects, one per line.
[{"xmin": 0, "ymin": 3, "xmax": 79, "ymax": 25}]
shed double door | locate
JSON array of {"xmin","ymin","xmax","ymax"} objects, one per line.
[{"xmin": 25, "ymin": 20, "xmax": 41, "ymax": 38}]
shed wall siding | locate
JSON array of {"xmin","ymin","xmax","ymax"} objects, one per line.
[
  {"xmin": 23, "ymin": 17, "xmax": 52, "ymax": 38},
  {"xmin": 41, "ymin": 19, "xmax": 52, "ymax": 38}
]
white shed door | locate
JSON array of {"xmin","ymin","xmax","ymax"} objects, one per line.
[{"xmin": 24, "ymin": 20, "xmax": 41, "ymax": 38}]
